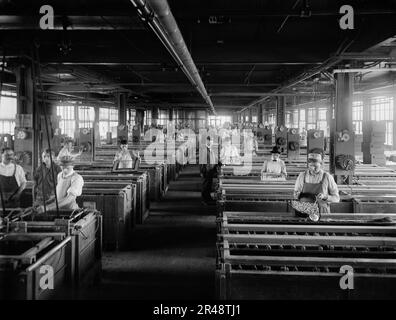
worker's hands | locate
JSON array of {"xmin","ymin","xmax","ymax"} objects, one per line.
[
  {"xmin": 316, "ymin": 193, "xmax": 327, "ymax": 201},
  {"xmin": 35, "ymin": 205, "xmax": 45, "ymax": 214},
  {"xmin": 7, "ymin": 194, "xmax": 20, "ymax": 203}
]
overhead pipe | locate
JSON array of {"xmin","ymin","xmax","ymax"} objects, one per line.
[
  {"xmin": 240, "ymin": 51, "xmax": 394, "ymax": 113},
  {"xmin": 130, "ymin": 0, "xmax": 216, "ymax": 115}
]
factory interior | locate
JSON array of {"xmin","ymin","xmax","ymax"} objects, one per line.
[{"xmin": 1, "ymin": 0, "xmax": 396, "ymax": 301}]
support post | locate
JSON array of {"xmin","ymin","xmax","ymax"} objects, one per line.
[
  {"xmin": 276, "ymin": 96, "xmax": 286, "ymax": 127},
  {"xmin": 331, "ymin": 72, "xmax": 355, "ymax": 184}
]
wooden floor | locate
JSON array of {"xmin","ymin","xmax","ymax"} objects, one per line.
[{"xmin": 80, "ymin": 165, "xmax": 217, "ymax": 300}]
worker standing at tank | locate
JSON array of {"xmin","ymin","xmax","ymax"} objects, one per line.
[
  {"xmin": 113, "ymin": 139, "xmax": 140, "ymax": 170},
  {"xmin": 261, "ymin": 146, "xmax": 287, "ymax": 178},
  {"xmin": 0, "ymin": 148, "xmax": 27, "ymax": 208},
  {"xmin": 36, "ymin": 156, "xmax": 84, "ymax": 212},
  {"xmin": 293, "ymin": 148, "xmax": 340, "ymax": 215}
]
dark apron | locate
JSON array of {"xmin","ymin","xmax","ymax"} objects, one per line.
[
  {"xmin": 0, "ymin": 164, "xmax": 20, "ymax": 208},
  {"xmin": 35, "ymin": 165, "xmax": 57, "ymax": 206},
  {"xmin": 298, "ymin": 171, "xmax": 330, "ymax": 214}
]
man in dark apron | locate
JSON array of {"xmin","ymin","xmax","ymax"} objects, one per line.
[
  {"xmin": 293, "ymin": 148, "xmax": 340, "ymax": 216},
  {"xmin": 0, "ymin": 148, "xmax": 27, "ymax": 208}
]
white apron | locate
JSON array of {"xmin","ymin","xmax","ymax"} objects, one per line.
[{"xmin": 56, "ymin": 172, "xmax": 80, "ymax": 210}]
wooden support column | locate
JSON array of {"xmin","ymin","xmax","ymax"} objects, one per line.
[
  {"xmin": 393, "ymin": 93, "xmax": 396, "ymax": 150},
  {"xmin": 152, "ymin": 107, "xmax": 159, "ymax": 126},
  {"xmin": 232, "ymin": 112, "xmax": 238, "ymax": 124},
  {"xmin": 276, "ymin": 96, "xmax": 286, "ymax": 127},
  {"xmin": 14, "ymin": 64, "xmax": 38, "ymax": 179},
  {"xmin": 136, "ymin": 109, "xmax": 144, "ymax": 132},
  {"xmin": 116, "ymin": 93, "xmax": 127, "ymax": 126},
  {"xmin": 331, "ymin": 72, "xmax": 355, "ymax": 184},
  {"xmin": 258, "ymin": 104, "xmax": 263, "ymax": 124}
]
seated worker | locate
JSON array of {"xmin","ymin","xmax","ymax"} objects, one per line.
[
  {"xmin": 261, "ymin": 146, "xmax": 287, "ymax": 178},
  {"xmin": 36, "ymin": 156, "xmax": 84, "ymax": 212},
  {"xmin": 220, "ymin": 137, "xmax": 241, "ymax": 165},
  {"xmin": 57, "ymin": 139, "xmax": 82, "ymax": 161},
  {"xmin": 33, "ymin": 149, "xmax": 62, "ymax": 206},
  {"xmin": 113, "ymin": 139, "xmax": 140, "ymax": 170},
  {"xmin": 0, "ymin": 148, "xmax": 27, "ymax": 208},
  {"xmin": 293, "ymin": 148, "xmax": 340, "ymax": 214}
]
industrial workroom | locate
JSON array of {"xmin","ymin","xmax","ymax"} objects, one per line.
[{"xmin": 0, "ymin": 0, "xmax": 396, "ymax": 302}]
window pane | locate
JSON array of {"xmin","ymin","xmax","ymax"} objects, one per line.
[
  {"xmin": 78, "ymin": 106, "xmax": 95, "ymax": 128},
  {"xmin": 0, "ymin": 96, "xmax": 17, "ymax": 119}
]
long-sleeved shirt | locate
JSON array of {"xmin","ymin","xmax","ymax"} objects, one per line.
[
  {"xmin": 261, "ymin": 159, "xmax": 287, "ymax": 176},
  {"xmin": 114, "ymin": 150, "xmax": 139, "ymax": 169},
  {"xmin": 294, "ymin": 169, "xmax": 340, "ymax": 203}
]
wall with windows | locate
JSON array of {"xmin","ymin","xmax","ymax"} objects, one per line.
[
  {"xmin": 352, "ymin": 101, "xmax": 363, "ymax": 135},
  {"xmin": 99, "ymin": 108, "xmax": 118, "ymax": 139},
  {"xmin": 56, "ymin": 105, "xmax": 76, "ymax": 137},
  {"xmin": 56, "ymin": 104, "xmax": 119, "ymax": 140},
  {"xmin": 370, "ymin": 97, "xmax": 393, "ymax": 146},
  {"xmin": 78, "ymin": 107, "xmax": 95, "ymax": 128},
  {"xmin": 0, "ymin": 92, "xmax": 17, "ymax": 134},
  {"xmin": 208, "ymin": 115, "xmax": 232, "ymax": 127}
]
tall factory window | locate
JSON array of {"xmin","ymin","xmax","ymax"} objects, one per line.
[
  {"xmin": 285, "ymin": 112, "xmax": 291, "ymax": 128},
  {"xmin": 299, "ymin": 109, "xmax": 306, "ymax": 132},
  {"xmin": 307, "ymin": 108, "xmax": 316, "ymax": 130},
  {"xmin": 128, "ymin": 109, "xmax": 136, "ymax": 126},
  {"xmin": 371, "ymin": 97, "xmax": 394, "ymax": 145},
  {"xmin": 268, "ymin": 113, "xmax": 276, "ymax": 132},
  {"xmin": 158, "ymin": 109, "xmax": 169, "ymax": 126},
  {"xmin": 57, "ymin": 105, "xmax": 75, "ymax": 138},
  {"xmin": 78, "ymin": 106, "xmax": 95, "ymax": 128},
  {"xmin": 252, "ymin": 116, "xmax": 258, "ymax": 123},
  {"xmin": 99, "ymin": 108, "xmax": 118, "ymax": 139},
  {"xmin": 352, "ymin": 101, "xmax": 363, "ymax": 135},
  {"xmin": 144, "ymin": 109, "xmax": 152, "ymax": 126},
  {"xmin": 0, "ymin": 93, "xmax": 17, "ymax": 134},
  {"xmin": 317, "ymin": 108, "xmax": 328, "ymax": 135},
  {"xmin": 292, "ymin": 110, "xmax": 298, "ymax": 128},
  {"xmin": 208, "ymin": 115, "xmax": 232, "ymax": 127}
]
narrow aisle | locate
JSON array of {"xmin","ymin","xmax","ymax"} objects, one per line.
[{"xmin": 83, "ymin": 165, "xmax": 217, "ymax": 299}]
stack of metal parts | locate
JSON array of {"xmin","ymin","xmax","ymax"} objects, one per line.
[
  {"xmin": 216, "ymin": 211, "xmax": 396, "ymax": 299},
  {"xmin": 0, "ymin": 208, "xmax": 102, "ymax": 300}
]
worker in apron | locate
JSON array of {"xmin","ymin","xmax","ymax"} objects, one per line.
[
  {"xmin": 0, "ymin": 148, "xmax": 27, "ymax": 208},
  {"xmin": 293, "ymin": 148, "xmax": 340, "ymax": 215},
  {"xmin": 36, "ymin": 155, "xmax": 84, "ymax": 213},
  {"xmin": 113, "ymin": 139, "xmax": 140, "ymax": 170},
  {"xmin": 200, "ymin": 136, "xmax": 218, "ymax": 205},
  {"xmin": 261, "ymin": 146, "xmax": 287, "ymax": 179},
  {"xmin": 33, "ymin": 149, "xmax": 62, "ymax": 206}
]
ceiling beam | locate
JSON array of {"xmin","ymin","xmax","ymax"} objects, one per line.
[
  {"xmin": 210, "ymin": 92, "xmax": 331, "ymax": 97},
  {"xmin": 0, "ymin": 15, "xmax": 144, "ymax": 30}
]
